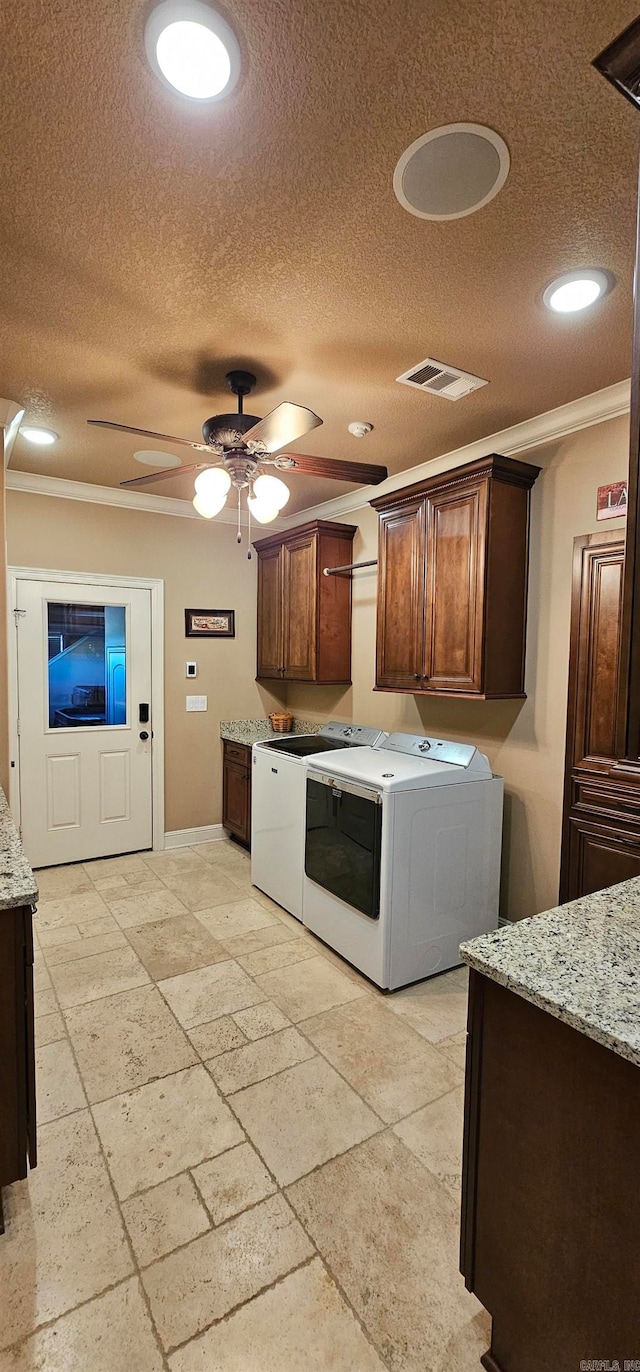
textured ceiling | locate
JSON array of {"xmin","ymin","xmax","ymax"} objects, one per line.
[{"xmin": 0, "ymin": 0, "xmax": 638, "ymax": 514}]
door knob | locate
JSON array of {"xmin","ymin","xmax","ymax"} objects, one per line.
[{"xmin": 139, "ymin": 731, "xmax": 149, "ymax": 741}]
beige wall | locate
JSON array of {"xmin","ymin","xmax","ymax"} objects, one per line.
[
  {"xmin": 286, "ymin": 415, "xmax": 630, "ymax": 920},
  {"xmin": 5, "ymin": 494, "xmax": 284, "ymax": 832},
  {"xmin": 5, "ymin": 413, "xmax": 629, "ymax": 908}
]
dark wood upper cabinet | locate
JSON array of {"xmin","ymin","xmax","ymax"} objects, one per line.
[
  {"xmin": 254, "ymin": 519, "xmax": 356, "ymax": 684},
  {"xmin": 372, "ymin": 454, "xmax": 540, "ymax": 699}
]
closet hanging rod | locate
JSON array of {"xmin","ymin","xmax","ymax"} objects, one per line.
[{"xmin": 322, "ymin": 559, "xmax": 378, "ymax": 577}]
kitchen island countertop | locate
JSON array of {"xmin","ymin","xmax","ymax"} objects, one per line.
[
  {"xmin": 460, "ymin": 876, "xmax": 640, "ymax": 1067},
  {"xmin": 0, "ymin": 786, "xmax": 38, "ymax": 910}
]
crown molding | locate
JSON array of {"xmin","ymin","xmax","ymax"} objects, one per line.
[
  {"xmin": 5, "ymin": 379, "xmax": 630, "ymax": 528},
  {"xmin": 4, "ymin": 469, "xmax": 287, "ymax": 529},
  {"xmin": 280, "ymin": 378, "xmax": 631, "ymax": 525}
]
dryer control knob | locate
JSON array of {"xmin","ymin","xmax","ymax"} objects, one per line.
[{"xmin": 418, "ymin": 740, "xmax": 431, "ymax": 752}]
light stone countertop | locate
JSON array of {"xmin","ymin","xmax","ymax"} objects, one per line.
[
  {"xmin": 220, "ymin": 718, "xmax": 323, "ymax": 746},
  {"xmin": 460, "ymin": 878, "xmax": 640, "ymax": 1067},
  {"xmin": 0, "ymin": 785, "xmax": 38, "ymax": 910}
]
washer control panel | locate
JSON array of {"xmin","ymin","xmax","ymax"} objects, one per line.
[{"xmin": 381, "ymin": 733, "xmax": 477, "ymax": 768}]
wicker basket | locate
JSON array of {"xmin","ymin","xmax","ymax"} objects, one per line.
[{"xmin": 269, "ymin": 711, "xmax": 294, "ymax": 734}]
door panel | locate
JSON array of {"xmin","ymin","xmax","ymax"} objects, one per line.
[
  {"xmin": 16, "ymin": 578, "xmax": 153, "ymax": 867},
  {"xmin": 566, "ymin": 816, "xmax": 640, "ymax": 899},
  {"xmin": 256, "ymin": 546, "xmax": 283, "ymax": 678},
  {"xmin": 424, "ymin": 483, "xmax": 487, "ymax": 692},
  {"xmin": 222, "ymin": 761, "xmax": 250, "ymax": 845},
  {"xmin": 282, "ymin": 534, "xmax": 317, "ymax": 681},
  {"xmin": 376, "ymin": 500, "xmax": 425, "ymax": 688}
]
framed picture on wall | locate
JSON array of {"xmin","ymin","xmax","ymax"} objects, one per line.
[
  {"xmin": 597, "ymin": 481, "xmax": 628, "ymax": 521},
  {"xmin": 185, "ymin": 608, "xmax": 235, "ymax": 638}
]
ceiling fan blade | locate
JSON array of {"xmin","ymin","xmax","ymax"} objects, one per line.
[
  {"xmin": 243, "ymin": 402, "xmax": 322, "ymax": 455},
  {"xmin": 87, "ymin": 419, "xmax": 212, "ymax": 452},
  {"xmin": 276, "ymin": 453, "xmax": 388, "ymax": 485},
  {"xmin": 120, "ymin": 463, "xmax": 211, "ymax": 489}
]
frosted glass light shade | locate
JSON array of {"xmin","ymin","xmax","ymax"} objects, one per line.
[
  {"xmin": 194, "ymin": 466, "xmax": 231, "ymax": 497},
  {"xmin": 247, "ymin": 495, "xmax": 279, "ymax": 525},
  {"xmin": 253, "ymin": 473, "xmax": 290, "ymax": 510},
  {"xmin": 192, "ymin": 490, "xmax": 228, "ymax": 518}
]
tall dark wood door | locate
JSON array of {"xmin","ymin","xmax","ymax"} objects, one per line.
[
  {"xmin": 256, "ymin": 544, "xmax": 283, "ymax": 679},
  {"xmin": 282, "ymin": 533, "xmax": 317, "ymax": 681},
  {"xmin": 423, "ymin": 482, "xmax": 487, "ymax": 692},
  {"xmin": 560, "ymin": 531, "xmax": 636, "ymax": 902},
  {"xmin": 375, "ymin": 499, "xmax": 425, "ymax": 689}
]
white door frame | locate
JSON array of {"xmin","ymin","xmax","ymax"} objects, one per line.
[{"xmin": 7, "ymin": 567, "xmax": 165, "ymax": 852}]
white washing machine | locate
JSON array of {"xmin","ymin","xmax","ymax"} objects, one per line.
[
  {"xmin": 303, "ymin": 732, "xmax": 503, "ymax": 989},
  {"xmin": 251, "ymin": 722, "xmax": 387, "ymax": 920}
]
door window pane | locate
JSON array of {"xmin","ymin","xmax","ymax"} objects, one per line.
[{"xmin": 47, "ymin": 603, "xmax": 127, "ymax": 727}]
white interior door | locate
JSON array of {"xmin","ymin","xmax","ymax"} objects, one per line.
[{"xmin": 15, "ymin": 577, "xmax": 153, "ymax": 868}]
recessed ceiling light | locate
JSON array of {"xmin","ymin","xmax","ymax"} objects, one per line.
[
  {"xmin": 134, "ymin": 449, "xmax": 182, "ymax": 467},
  {"xmin": 145, "ymin": 0, "xmax": 240, "ymax": 102},
  {"xmin": 20, "ymin": 426, "xmax": 58, "ymax": 445},
  {"xmin": 543, "ymin": 269, "xmax": 612, "ymax": 314}
]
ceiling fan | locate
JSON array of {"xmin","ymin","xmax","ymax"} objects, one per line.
[{"xmin": 88, "ymin": 370, "xmax": 388, "ymax": 544}]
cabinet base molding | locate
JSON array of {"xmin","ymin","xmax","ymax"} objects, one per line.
[
  {"xmin": 373, "ymin": 686, "xmax": 527, "ymax": 700},
  {"xmin": 164, "ymin": 824, "xmax": 226, "ymax": 849}
]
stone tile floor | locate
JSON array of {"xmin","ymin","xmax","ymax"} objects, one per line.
[{"xmin": 0, "ymin": 840, "xmax": 490, "ymax": 1371}]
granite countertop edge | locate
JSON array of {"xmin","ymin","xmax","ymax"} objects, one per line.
[
  {"xmin": 0, "ymin": 786, "xmax": 38, "ymax": 910},
  {"xmin": 460, "ymin": 878, "xmax": 640, "ymax": 1069},
  {"xmin": 220, "ymin": 718, "xmax": 323, "ymax": 745}
]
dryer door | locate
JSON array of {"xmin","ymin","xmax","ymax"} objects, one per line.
[{"xmin": 305, "ymin": 774, "xmax": 383, "ymax": 919}]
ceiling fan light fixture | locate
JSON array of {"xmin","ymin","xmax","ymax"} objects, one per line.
[
  {"xmin": 193, "ymin": 490, "xmax": 228, "ymax": 519},
  {"xmin": 247, "ymin": 494, "xmax": 280, "ymax": 525},
  {"xmin": 252, "ymin": 472, "xmax": 290, "ymax": 510},
  {"xmin": 145, "ymin": 0, "xmax": 241, "ymax": 103},
  {"xmin": 194, "ymin": 466, "xmax": 231, "ymax": 497}
]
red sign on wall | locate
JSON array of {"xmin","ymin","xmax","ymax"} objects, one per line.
[{"xmin": 597, "ymin": 481, "xmax": 628, "ymax": 520}]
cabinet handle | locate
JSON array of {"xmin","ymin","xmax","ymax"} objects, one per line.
[{"xmin": 414, "ymin": 674, "xmax": 421, "ymax": 680}]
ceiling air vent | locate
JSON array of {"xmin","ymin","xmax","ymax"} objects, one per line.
[{"xmin": 396, "ymin": 357, "xmax": 488, "ymax": 402}]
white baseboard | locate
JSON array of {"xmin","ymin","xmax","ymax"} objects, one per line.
[{"xmin": 164, "ymin": 823, "xmax": 227, "ymax": 849}]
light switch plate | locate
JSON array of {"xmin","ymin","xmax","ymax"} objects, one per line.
[
  {"xmin": 186, "ymin": 662, "xmax": 197, "ymax": 678},
  {"xmin": 186, "ymin": 695, "xmax": 207, "ymax": 712}
]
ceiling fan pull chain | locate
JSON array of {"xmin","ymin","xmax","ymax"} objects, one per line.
[
  {"xmin": 247, "ymin": 495, "xmax": 252, "ymax": 559},
  {"xmin": 236, "ymin": 487, "xmax": 242, "ymax": 544}
]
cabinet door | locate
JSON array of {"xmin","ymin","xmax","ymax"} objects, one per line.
[
  {"xmin": 376, "ymin": 500, "xmax": 426, "ymax": 689},
  {"xmin": 282, "ymin": 533, "xmax": 318, "ymax": 681},
  {"xmin": 424, "ymin": 481, "xmax": 487, "ymax": 692},
  {"xmin": 223, "ymin": 760, "xmax": 251, "ymax": 846},
  {"xmin": 565, "ymin": 815, "xmax": 640, "ymax": 900},
  {"xmin": 256, "ymin": 545, "xmax": 283, "ymax": 678}
]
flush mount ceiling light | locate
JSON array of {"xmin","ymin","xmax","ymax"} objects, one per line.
[
  {"xmin": 134, "ymin": 448, "xmax": 182, "ymax": 467},
  {"xmin": 393, "ymin": 123, "xmax": 510, "ymax": 221},
  {"xmin": 145, "ymin": 0, "xmax": 241, "ymax": 102},
  {"xmin": 20, "ymin": 425, "xmax": 58, "ymax": 445},
  {"xmin": 543, "ymin": 269, "xmax": 612, "ymax": 314}
]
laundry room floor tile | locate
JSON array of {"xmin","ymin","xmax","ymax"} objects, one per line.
[
  {"xmin": 231, "ymin": 1055, "xmax": 381, "ymax": 1185},
  {"xmin": 92, "ymin": 1065, "xmax": 243, "ymax": 1199},
  {"xmin": 7, "ymin": 849, "xmax": 480, "ymax": 1371},
  {"xmin": 125, "ymin": 912, "xmax": 228, "ymax": 980},
  {"xmin": 254, "ymin": 955, "xmax": 367, "ymax": 1022},
  {"xmin": 49, "ymin": 944, "xmax": 150, "ymax": 1008},
  {"xmin": 300, "ymin": 996, "xmax": 462, "ymax": 1123},
  {"xmin": 65, "ymin": 984, "xmax": 198, "ymax": 1103}
]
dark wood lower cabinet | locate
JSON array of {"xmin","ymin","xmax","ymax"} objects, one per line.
[
  {"xmin": 461, "ymin": 970, "xmax": 640, "ymax": 1372},
  {"xmin": 222, "ymin": 740, "xmax": 251, "ymax": 848},
  {"xmin": 0, "ymin": 903, "xmax": 37, "ymax": 1232}
]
